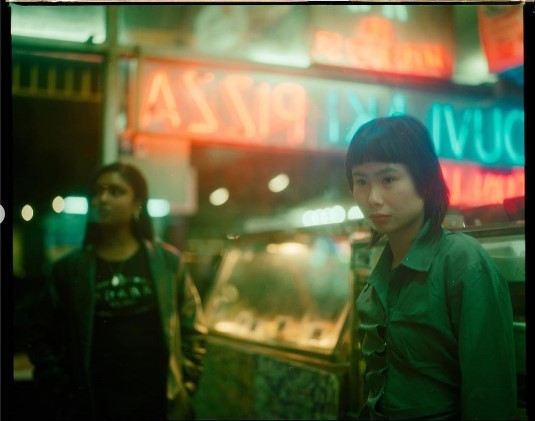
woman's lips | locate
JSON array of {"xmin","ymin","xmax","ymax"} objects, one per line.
[
  {"xmin": 95, "ymin": 207, "xmax": 112, "ymax": 219},
  {"xmin": 370, "ymin": 215, "xmax": 390, "ymax": 223}
]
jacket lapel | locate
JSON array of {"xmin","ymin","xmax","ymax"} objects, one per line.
[
  {"xmin": 70, "ymin": 248, "xmax": 97, "ymax": 374},
  {"xmin": 144, "ymin": 240, "xmax": 173, "ymax": 349},
  {"xmin": 367, "ymin": 245, "xmax": 392, "ymax": 315}
]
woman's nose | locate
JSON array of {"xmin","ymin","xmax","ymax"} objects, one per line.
[
  {"xmin": 367, "ymin": 185, "xmax": 383, "ymax": 205},
  {"xmin": 94, "ymin": 188, "xmax": 110, "ymax": 202}
]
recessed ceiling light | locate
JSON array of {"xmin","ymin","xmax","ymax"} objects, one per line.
[
  {"xmin": 210, "ymin": 188, "xmax": 229, "ymax": 206},
  {"xmin": 268, "ymin": 173, "xmax": 290, "ymax": 193}
]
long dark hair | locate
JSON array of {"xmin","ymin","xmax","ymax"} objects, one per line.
[
  {"xmin": 83, "ymin": 162, "xmax": 154, "ymax": 246},
  {"xmin": 345, "ymin": 114, "xmax": 450, "ymax": 247}
]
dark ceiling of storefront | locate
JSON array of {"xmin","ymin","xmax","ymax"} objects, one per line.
[{"xmin": 187, "ymin": 145, "xmax": 349, "ymax": 238}]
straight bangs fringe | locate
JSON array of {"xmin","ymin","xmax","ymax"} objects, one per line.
[{"xmin": 352, "ymin": 131, "xmax": 414, "ymax": 167}]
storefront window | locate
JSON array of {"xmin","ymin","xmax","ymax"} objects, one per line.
[{"xmin": 11, "ymin": 4, "xmax": 106, "ymax": 44}]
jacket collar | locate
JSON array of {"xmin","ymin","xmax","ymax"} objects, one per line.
[
  {"xmin": 366, "ymin": 221, "xmax": 443, "ymax": 310},
  {"xmin": 398, "ymin": 220, "xmax": 443, "ymax": 272},
  {"xmin": 369, "ymin": 220, "xmax": 443, "ymax": 280}
]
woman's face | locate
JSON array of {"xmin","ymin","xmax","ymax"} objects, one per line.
[
  {"xmin": 351, "ymin": 161, "xmax": 425, "ymax": 242},
  {"xmin": 90, "ymin": 171, "xmax": 140, "ymax": 228}
]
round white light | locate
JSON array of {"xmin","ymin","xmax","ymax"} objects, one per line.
[
  {"xmin": 147, "ymin": 199, "xmax": 171, "ymax": 217},
  {"xmin": 329, "ymin": 205, "xmax": 347, "ymax": 223},
  {"xmin": 21, "ymin": 205, "xmax": 34, "ymax": 221},
  {"xmin": 347, "ymin": 206, "xmax": 365, "ymax": 220},
  {"xmin": 210, "ymin": 188, "xmax": 229, "ymax": 206},
  {"xmin": 52, "ymin": 196, "xmax": 65, "ymax": 213},
  {"xmin": 302, "ymin": 205, "xmax": 347, "ymax": 227},
  {"xmin": 64, "ymin": 197, "xmax": 88, "ymax": 215},
  {"xmin": 268, "ymin": 173, "xmax": 290, "ymax": 193}
]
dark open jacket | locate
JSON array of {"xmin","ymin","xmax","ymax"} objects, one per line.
[{"xmin": 28, "ymin": 240, "xmax": 207, "ymax": 420}]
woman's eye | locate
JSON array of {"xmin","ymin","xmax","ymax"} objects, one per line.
[
  {"xmin": 91, "ymin": 185, "xmax": 125, "ymax": 197},
  {"xmin": 110, "ymin": 187, "xmax": 123, "ymax": 196},
  {"xmin": 91, "ymin": 187, "xmax": 103, "ymax": 197},
  {"xmin": 383, "ymin": 176, "xmax": 396, "ymax": 184},
  {"xmin": 354, "ymin": 179, "xmax": 366, "ymax": 187}
]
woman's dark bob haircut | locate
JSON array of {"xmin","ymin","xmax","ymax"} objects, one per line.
[
  {"xmin": 345, "ymin": 114, "xmax": 450, "ymax": 246},
  {"xmin": 83, "ymin": 162, "xmax": 154, "ymax": 246}
]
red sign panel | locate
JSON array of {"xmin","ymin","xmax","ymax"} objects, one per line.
[
  {"xmin": 309, "ymin": 5, "xmax": 455, "ymax": 79},
  {"xmin": 440, "ymin": 160, "xmax": 524, "ymax": 208},
  {"xmin": 478, "ymin": 5, "xmax": 524, "ymax": 74}
]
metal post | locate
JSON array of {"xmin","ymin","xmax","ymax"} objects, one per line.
[{"xmin": 101, "ymin": 6, "xmax": 119, "ymax": 165}]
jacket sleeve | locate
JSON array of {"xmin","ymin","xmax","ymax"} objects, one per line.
[
  {"xmin": 176, "ymin": 255, "xmax": 208, "ymax": 396},
  {"xmin": 447, "ymin": 244, "xmax": 518, "ymax": 420},
  {"xmin": 27, "ymin": 258, "xmax": 74, "ymax": 418}
]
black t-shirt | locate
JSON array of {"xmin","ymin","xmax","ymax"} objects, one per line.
[{"xmin": 92, "ymin": 247, "xmax": 168, "ymax": 420}]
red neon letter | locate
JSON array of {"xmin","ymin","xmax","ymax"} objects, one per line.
[
  {"xmin": 481, "ymin": 173, "xmax": 505, "ymax": 204},
  {"xmin": 447, "ymin": 166, "xmax": 463, "ymax": 207},
  {"xmin": 272, "ymin": 83, "xmax": 307, "ymax": 146},
  {"xmin": 255, "ymin": 82, "xmax": 271, "ymax": 139},
  {"xmin": 356, "ymin": 17, "xmax": 395, "ymax": 44},
  {"xmin": 423, "ymin": 45, "xmax": 446, "ymax": 71},
  {"xmin": 141, "ymin": 71, "xmax": 181, "ymax": 130},
  {"xmin": 312, "ymin": 31, "xmax": 345, "ymax": 62},
  {"xmin": 221, "ymin": 74, "xmax": 256, "ymax": 138},
  {"xmin": 183, "ymin": 70, "xmax": 218, "ymax": 135}
]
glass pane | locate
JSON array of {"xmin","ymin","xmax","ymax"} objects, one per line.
[
  {"xmin": 118, "ymin": 5, "xmax": 197, "ymax": 47},
  {"xmin": 117, "ymin": 5, "xmax": 310, "ymax": 68},
  {"xmin": 10, "ymin": 4, "xmax": 106, "ymax": 44},
  {"xmin": 205, "ymin": 234, "xmax": 351, "ymax": 353}
]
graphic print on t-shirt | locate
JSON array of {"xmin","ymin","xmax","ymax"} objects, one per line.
[{"xmin": 95, "ymin": 249, "xmax": 156, "ymax": 317}]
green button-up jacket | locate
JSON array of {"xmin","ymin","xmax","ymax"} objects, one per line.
[{"xmin": 356, "ymin": 222, "xmax": 517, "ymax": 420}]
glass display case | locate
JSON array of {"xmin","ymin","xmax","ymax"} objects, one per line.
[
  {"xmin": 204, "ymin": 233, "xmax": 352, "ymax": 358},
  {"xmin": 194, "ymin": 226, "xmax": 364, "ymax": 420}
]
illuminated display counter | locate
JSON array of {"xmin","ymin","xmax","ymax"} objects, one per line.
[
  {"xmin": 205, "ymin": 236, "xmax": 351, "ymax": 355},
  {"xmin": 193, "ymin": 227, "xmax": 360, "ymax": 420}
]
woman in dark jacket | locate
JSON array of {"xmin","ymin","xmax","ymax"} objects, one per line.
[{"xmin": 29, "ymin": 162, "xmax": 207, "ymax": 420}]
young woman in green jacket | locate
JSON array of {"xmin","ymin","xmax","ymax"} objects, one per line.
[{"xmin": 345, "ymin": 115, "xmax": 517, "ymax": 420}]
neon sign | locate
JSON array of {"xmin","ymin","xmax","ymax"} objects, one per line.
[
  {"xmin": 136, "ymin": 61, "xmax": 524, "ymax": 169},
  {"xmin": 312, "ymin": 20, "xmax": 453, "ymax": 78},
  {"xmin": 310, "ymin": 7, "xmax": 455, "ymax": 79},
  {"xmin": 440, "ymin": 161, "xmax": 524, "ymax": 207},
  {"xmin": 477, "ymin": 5, "xmax": 524, "ymax": 74},
  {"xmin": 134, "ymin": 60, "xmax": 524, "ymax": 208},
  {"xmin": 139, "ymin": 68, "xmax": 308, "ymax": 146},
  {"xmin": 430, "ymin": 104, "xmax": 524, "ymax": 166}
]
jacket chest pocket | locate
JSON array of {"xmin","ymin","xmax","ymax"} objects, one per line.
[
  {"xmin": 388, "ymin": 271, "xmax": 431, "ymax": 321},
  {"xmin": 387, "ymin": 278, "xmax": 451, "ymax": 360}
]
